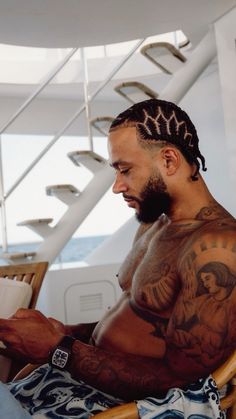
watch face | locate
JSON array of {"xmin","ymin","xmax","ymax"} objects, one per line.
[{"xmin": 51, "ymin": 348, "xmax": 69, "ymax": 369}]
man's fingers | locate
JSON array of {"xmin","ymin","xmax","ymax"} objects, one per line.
[
  {"xmin": 12, "ymin": 308, "xmax": 44, "ymax": 320},
  {"xmin": 11, "ymin": 307, "xmax": 29, "ymax": 318},
  {"xmin": 0, "ymin": 318, "xmax": 12, "ymax": 332}
]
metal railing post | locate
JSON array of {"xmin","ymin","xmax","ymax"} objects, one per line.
[
  {"xmin": 81, "ymin": 48, "xmax": 94, "ymax": 151},
  {"xmin": 0, "ymin": 135, "xmax": 8, "ymax": 251},
  {"xmin": 0, "ymin": 47, "xmax": 79, "ymax": 136}
]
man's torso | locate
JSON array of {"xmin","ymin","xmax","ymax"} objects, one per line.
[{"xmin": 92, "ymin": 211, "xmax": 236, "ymax": 382}]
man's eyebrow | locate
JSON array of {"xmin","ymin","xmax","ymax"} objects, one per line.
[{"xmin": 109, "ymin": 159, "xmax": 129, "ymax": 169}]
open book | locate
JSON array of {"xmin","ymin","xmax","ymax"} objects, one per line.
[{"xmin": 0, "ymin": 278, "xmax": 32, "ymax": 348}]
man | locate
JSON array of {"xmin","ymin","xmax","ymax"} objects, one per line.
[{"xmin": 0, "ymin": 98, "xmax": 236, "ymax": 418}]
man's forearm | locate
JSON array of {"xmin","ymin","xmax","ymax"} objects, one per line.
[
  {"xmin": 68, "ymin": 340, "xmax": 184, "ymax": 400},
  {"xmin": 64, "ymin": 322, "xmax": 98, "ymax": 343}
]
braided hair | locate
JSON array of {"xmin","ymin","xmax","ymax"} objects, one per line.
[{"xmin": 110, "ymin": 99, "xmax": 207, "ymax": 181}]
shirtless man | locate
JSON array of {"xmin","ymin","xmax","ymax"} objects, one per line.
[{"xmin": 0, "ymin": 99, "xmax": 236, "ymax": 414}]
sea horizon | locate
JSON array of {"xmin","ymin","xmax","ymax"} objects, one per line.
[{"xmin": 0, "ymin": 235, "xmax": 109, "ymax": 264}]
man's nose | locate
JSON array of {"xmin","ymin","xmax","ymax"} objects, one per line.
[{"xmin": 112, "ymin": 174, "xmax": 128, "ymax": 194}]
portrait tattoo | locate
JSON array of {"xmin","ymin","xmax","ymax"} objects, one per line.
[{"xmin": 196, "ymin": 261, "xmax": 236, "ymax": 300}]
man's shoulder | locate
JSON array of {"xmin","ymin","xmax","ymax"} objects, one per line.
[
  {"xmin": 178, "ymin": 215, "xmax": 236, "ymax": 282},
  {"xmin": 191, "ymin": 215, "xmax": 236, "ymax": 242}
]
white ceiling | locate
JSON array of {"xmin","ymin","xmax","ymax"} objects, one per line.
[{"xmin": 0, "ymin": 0, "xmax": 235, "ymax": 48}]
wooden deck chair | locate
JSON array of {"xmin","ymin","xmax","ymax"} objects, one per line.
[
  {"xmin": 0, "ymin": 261, "xmax": 48, "ymax": 380},
  {"xmin": 92, "ymin": 349, "xmax": 236, "ymax": 418}
]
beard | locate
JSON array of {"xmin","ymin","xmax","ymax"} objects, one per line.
[{"xmin": 124, "ymin": 172, "xmax": 172, "ymax": 224}]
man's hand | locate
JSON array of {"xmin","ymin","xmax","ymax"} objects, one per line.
[
  {"xmin": 48, "ymin": 317, "xmax": 67, "ymax": 334},
  {"xmin": 0, "ymin": 308, "xmax": 64, "ymax": 363}
]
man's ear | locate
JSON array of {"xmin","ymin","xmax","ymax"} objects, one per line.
[{"xmin": 159, "ymin": 147, "xmax": 180, "ymax": 175}]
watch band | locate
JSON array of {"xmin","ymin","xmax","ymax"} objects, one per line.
[{"xmin": 50, "ymin": 335, "xmax": 75, "ymax": 370}]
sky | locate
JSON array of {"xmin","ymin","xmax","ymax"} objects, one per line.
[{"xmin": 0, "ymin": 133, "xmax": 133, "ymax": 245}]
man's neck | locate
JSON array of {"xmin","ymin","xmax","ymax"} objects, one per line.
[
  {"xmin": 168, "ymin": 199, "xmax": 231, "ymax": 223},
  {"xmin": 166, "ymin": 175, "xmax": 230, "ymax": 222}
]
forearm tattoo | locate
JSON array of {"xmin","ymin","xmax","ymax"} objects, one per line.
[{"xmin": 69, "ymin": 341, "xmax": 183, "ymax": 399}]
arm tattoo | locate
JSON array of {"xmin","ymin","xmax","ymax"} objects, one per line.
[
  {"xmin": 69, "ymin": 341, "xmax": 183, "ymax": 400},
  {"xmin": 169, "ymin": 234, "xmax": 236, "ymax": 371}
]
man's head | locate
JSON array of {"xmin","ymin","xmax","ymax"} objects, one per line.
[{"xmin": 108, "ymin": 99, "xmax": 207, "ymax": 223}]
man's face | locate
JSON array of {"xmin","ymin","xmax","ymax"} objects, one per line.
[{"xmin": 108, "ymin": 126, "xmax": 172, "ymax": 223}]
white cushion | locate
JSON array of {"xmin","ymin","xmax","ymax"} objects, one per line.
[{"xmin": 0, "ymin": 277, "xmax": 32, "ymax": 318}]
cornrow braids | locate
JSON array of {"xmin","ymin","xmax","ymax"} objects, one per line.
[{"xmin": 110, "ymin": 99, "xmax": 207, "ymax": 181}]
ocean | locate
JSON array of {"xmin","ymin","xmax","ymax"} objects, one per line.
[{"xmin": 0, "ymin": 235, "xmax": 108, "ymax": 264}]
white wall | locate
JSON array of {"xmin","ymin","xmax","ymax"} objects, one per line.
[{"xmin": 180, "ymin": 68, "xmax": 234, "ymax": 216}]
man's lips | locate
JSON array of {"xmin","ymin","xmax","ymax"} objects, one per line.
[{"xmin": 123, "ymin": 195, "xmax": 139, "ymax": 207}]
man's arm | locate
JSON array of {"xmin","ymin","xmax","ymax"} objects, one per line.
[
  {"xmin": 167, "ymin": 228, "xmax": 236, "ymax": 377},
  {"xmin": 67, "ymin": 339, "xmax": 185, "ymax": 400},
  {"xmin": 0, "ymin": 309, "xmax": 183, "ymax": 399},
  {"xmin": 0, "ymin": 310, "xmax": 96, "ymax": 361}
]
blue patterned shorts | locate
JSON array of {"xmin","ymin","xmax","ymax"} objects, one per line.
[{"xmin": 8, "ymin": 364, "xmax": 123, "ymax": 418}]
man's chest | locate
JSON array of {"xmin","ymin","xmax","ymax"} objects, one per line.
[
  {"xmin": 118, "ymin": 224, "xmax": 189, "ymax": 313},
  {"xmin": 132, "ymin": 238, "xmax": 182, "ymax": 312}
]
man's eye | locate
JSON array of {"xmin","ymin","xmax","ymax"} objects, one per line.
[{"xmin": 120, "ymin": 168, "xmax": 130, "ymax": 174}]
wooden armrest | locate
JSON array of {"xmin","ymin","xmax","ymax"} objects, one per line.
[
  {"xmin": 91, "ymin": 402, "xmax": 139, "ymax": 418},
  {"xmin": 220, "ymin": 384, "xmax": 236, "ymax": 410},
  {"xmin": 212, "ymin": 350, "xmax": 236, "ymax": 389},
  {"xmin": 12, "ymin": 363, "xmax": 41, "ymax": 381}
]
